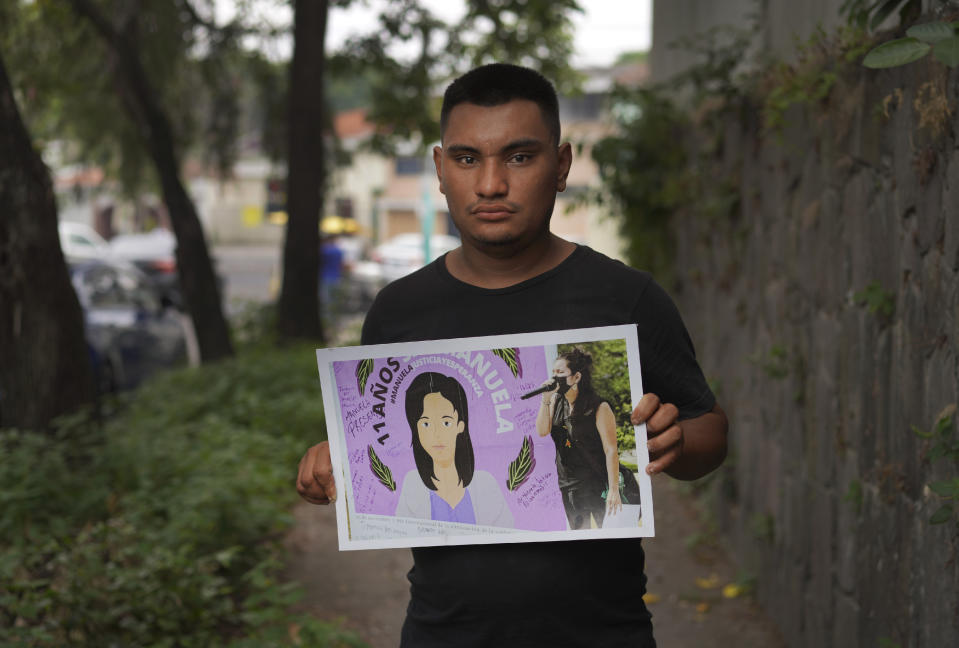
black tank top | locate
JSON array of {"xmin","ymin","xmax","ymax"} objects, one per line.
[{"xmin": 550, "ymin": 394, "xmax": 609, "ymax": 488}]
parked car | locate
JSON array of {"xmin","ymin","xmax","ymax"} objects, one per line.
[
  {"xmin": 70, "ymin": 259, "xmax": 188, "ymax": 393},
  {"xmin": 371, "ymin": 233, "xmax": 461, "ymax": 283},
  {"xmin": 109, "ymin": 229, "xmax": 180, "ymax": 307},
  {"xmin": 58, "ymin": 221, "xmax": 112, "ymax": 261},
  {"xmin": 109, "ymin": 228, "xmax": 225, "ymax": 310}
]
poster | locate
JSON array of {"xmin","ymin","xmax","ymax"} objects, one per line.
[{"xmin": 316, "ymin": 325, "xmax": 654, "ymax": 551}]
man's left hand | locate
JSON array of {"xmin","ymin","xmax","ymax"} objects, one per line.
[{"xmin": 631, "ymin": 393, "xmax": 683, "ymax": 475}]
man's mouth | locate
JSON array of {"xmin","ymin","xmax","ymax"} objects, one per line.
[{"xmin": 471, "ymin": 204, "xmax": 515, "ymax": 220}]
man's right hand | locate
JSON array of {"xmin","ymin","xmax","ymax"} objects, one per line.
[{"xmin": 296, "ymin": 441, "xmax": 337, "ymax": 505}]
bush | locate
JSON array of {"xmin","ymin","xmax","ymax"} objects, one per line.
[{"xmin": 0, "ymin": 343, "xmax": 363, "ymax": 647}]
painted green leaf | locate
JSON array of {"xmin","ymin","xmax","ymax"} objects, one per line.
[
  {"xmin": 492, "ymin": 348, "xmax": 521, "ymax": 378},
  {"xmin": 930, "ymin": 504, "xmax": 953, "ymax": 524},
  {"xmin": 934, "ymin": 37, "xmax": 959, "ymax": 67},
  {"xmin": 356, "ymin": 358, "xmax": 374, "ymax": 394},
  {"xmin": 905, "ymin": 21, "xmax": 955, "ymax": 44},
  {"xmin": 863, "ymin": 38, "xmax": 931, "ymax": 68},
  {"xmin": 367, "ymin": 444, "xmax": 396, "ymax": 491},
  {"xmin": 506, "ymin": 435, "xmax": 535, "ymax": 491}
]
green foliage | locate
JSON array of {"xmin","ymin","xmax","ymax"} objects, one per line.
[
  {"xmin": 913, "ymin": 405, "xmax": 959, "ymax": 528},
  {"xmin": 0, "ymin": 343, "xmax": 356, "ymax": 646},
  {"xmin": 336, "ymin": 0, "xmax": 583, "ymax": 153},
  {"xmin": 749, "ymin": 512, "xmax": 776, "ymax": 544},
  {"xmin": 0, "ymin": 1, "xmax": 270, "ymax": 195},
  {"xmin": 858, "ymin": 8, "xmax": 959, "ymax": 69},
  {"xmin": 853, "ymin": 280, "xmax": 896, "ymax": 318},
  {"xmin": 844, "ymin": 479, "xmax": 864, "ymax": 514},
  {"xmin": 558, "ymin": 340, "xmax": 636, "ymax": 451},
  {"xmin": 762, "ymin": 25, "xmax": 874, "ymax": 134},
  {"xmin": 614, "ymin": 50, "xmax": 649, "ymax": 66},
  {"xmin": 748, "ymin": 345, "xmax": 790, "ymax": 380},
  {"xmin": 590, "ymin": 88, "xmax": 688, "ymax": 279}
]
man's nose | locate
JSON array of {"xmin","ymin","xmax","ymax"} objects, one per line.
[{"xmin": 475, "ymin": 160, "xmax": 507, "ymax": 197}]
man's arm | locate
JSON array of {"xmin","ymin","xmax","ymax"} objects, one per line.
[{"xmin": 632, "ymin": 394, "xmax": 728, "ymax": 481}]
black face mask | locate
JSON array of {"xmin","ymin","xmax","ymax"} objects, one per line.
[{"xmin": 555, "ymin": 377, "xmax": 572, "ymax": 395}]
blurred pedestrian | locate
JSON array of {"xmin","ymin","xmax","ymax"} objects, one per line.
[{"xmin": 319, "ymin": 234, "xmax": 344, "ymax": 326}]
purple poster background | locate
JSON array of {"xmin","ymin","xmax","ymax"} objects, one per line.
[{"xmin": 333, "ymin": 347, "xmax": 568, "ymax": 531}]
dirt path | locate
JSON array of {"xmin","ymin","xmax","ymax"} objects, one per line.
[{"xmin": 284, "ymin": 478, "xmax": 787, "ymax": 648}]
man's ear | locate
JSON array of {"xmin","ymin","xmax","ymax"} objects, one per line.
[
  {"xmin": 556, "ymin": 142, "xmax": 572, "ymax": 192},
  {"xmin": 433, "ymin": 146, "xmax": 445, "ymax": 194}
]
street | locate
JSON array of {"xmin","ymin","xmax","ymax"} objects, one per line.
[{"xmin": 214, "ymin": 243, "xmax": 282, "ymax": 313}]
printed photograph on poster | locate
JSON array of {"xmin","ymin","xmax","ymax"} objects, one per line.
[{"xmin": 315, "ymin": 325, "xmax": 654, "ymax": 551}]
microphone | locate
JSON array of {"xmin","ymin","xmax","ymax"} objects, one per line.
[{"xmin": 520, "ymin": 377, "xmax": 561, "ymax": 400}]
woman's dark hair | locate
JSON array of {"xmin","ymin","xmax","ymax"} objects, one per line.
[
  {"xmin": 440, "ymin": 63, "xmax": 561, "ymax": 145},
  {"xmin": 558, "ymin": 347, "xmax": 602, "ymax": 414},
  {"xmin": 405, "ymin": 372, "xmax": 475, "ymax": 490}
]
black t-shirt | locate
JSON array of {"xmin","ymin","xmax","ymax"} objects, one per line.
[{"xmin": 361, "ymin": 245, "xmax": 715, "ymax": 648}]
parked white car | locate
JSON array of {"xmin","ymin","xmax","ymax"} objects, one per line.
[
  {"xmin": 371, "ymin": 233, "xmax": 461, "ymax": 283},
  {"xmin": 58, "ymin": 221, "xmax": 112, "ymax": 261}
]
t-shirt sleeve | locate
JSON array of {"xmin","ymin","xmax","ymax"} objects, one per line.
[{"xmin": 633, "ymin": 279, "xmax": 715, "ymax": 420}]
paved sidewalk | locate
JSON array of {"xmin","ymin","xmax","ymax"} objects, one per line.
[{"xmin": 284, "ymin": 478, "xmax": 787, "ymax": 647}]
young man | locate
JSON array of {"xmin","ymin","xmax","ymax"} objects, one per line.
[{"xmin": 297, "ymin": 63, "xmax": 728, "ymax": 647}]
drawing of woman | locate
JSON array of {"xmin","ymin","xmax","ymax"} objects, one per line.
[{"xmin": 395, "ymin": 371, "xmax": 514, "ymax": 527}]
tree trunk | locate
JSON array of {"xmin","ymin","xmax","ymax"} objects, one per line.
[
  {"xmin": 277, "ymin": 0, "xmax": 327, "ymax": 343},
  {"xmin": 0, "ymin": 50, "xmax": 95, "ymax": 429},
  {"xmin": 68, "ymin": 0, "xmax": 233, "ymax": 362}
]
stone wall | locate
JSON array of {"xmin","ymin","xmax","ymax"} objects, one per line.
[{"xmin": 669, "ymin": 59, "xmax": 959, "ymax": 646}]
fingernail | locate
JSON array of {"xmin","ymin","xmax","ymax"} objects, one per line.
[{"xmin": 646, "ymin": 465, "xmax": 655, "ymax": 475}]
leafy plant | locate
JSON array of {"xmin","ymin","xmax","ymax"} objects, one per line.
[
  {"xmin": 912, "ymin": 404, "xmax": 959, "ymax": 527},
  {"xmin": 854, "ymin": 281, "xmax": 896, "ymax": 317},
  {"xmin": 590, "ymin": 87, "xmax": 689, "ymax": 281},
  {"xmin": 506, "ymin": 435, "xmax": 535, "ymax": 491},
  {"xmin": 761, "ymin": 24, "xmax": 873, "ymax": 134},
  {"xmin": 844, "ymin": 479, "xmax": 864, "ymax": 514},
  {"xmin": 368, "ymin": 444, "xmax": 397, "ymax": 491},
  {"xmin": 0, "ymin": 343, "xmax": 360, "ymax": 646},
  {"xmin": 492, "ymin": 348, "xmax": 522, "ymax": 378},
  {"xmin": 748, "ymin": 345, "xmax": 790, "ymax": 379},
  {"xmin": 863, "ymin": 20, "xmax": 959, "ymax": 68}
]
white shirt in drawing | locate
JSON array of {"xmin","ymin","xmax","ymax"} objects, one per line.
[{"xmin": 394, "ymin": 469, "xmax": 514, "ymax": 528}]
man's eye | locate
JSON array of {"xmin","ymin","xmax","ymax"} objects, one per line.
[
  {"xmin": 443, "ymin": 420, "xmax": 452, "ymax": 427},
  {"xmin": 458, "ymin": 155, "xmax": 476, "ymax": 165},
  {"xmin": 510, "ymin": 153, "xmax": 530, "ymax": 163}
]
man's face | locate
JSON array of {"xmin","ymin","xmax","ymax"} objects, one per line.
[{"xmin": 433, "ymin": 100, "xmax": 571, "ymax": 251}]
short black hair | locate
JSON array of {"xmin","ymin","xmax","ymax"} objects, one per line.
[
  {"xmin": 440, "ymin": 63, "xmax": 561, "ymax": 145},
  {"xmin": 405, "ymin": 372, "xmax": 475, "ymax": 490}
]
